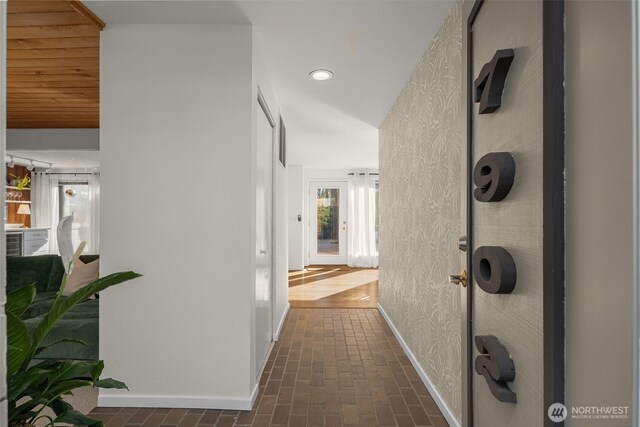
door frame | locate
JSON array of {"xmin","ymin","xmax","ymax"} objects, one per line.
[
  {"xmin": 308, "ymin": 180, "xmax": 348, "ymax": 265},
  {"xmin": 633, "ymin": 0, "xmax": 640, "ymax": 422},
  {"xmin": 463, "ymin": 1, "xmax": 565, "ymax": 426},
  {"xmin": 256, "ymin": 87, "xmax": 276, "ymax": 378}
]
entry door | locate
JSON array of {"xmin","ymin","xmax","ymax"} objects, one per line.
[
  {"xmin": 466, "ymin": 1, "xmax": 564, "ymax": 426},
  {"xmin": 255, "ymin": 94, "xmax": 274, "ymax": 376},
  {"xmin": 309, "ymin": 181, "xmax": 347, "ymax": 265}
]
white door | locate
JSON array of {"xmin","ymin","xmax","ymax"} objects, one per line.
[
  {"xmin": 309, "ymin": 181, "xmax": 347, "ymax": 265},
  {"xmin": 255, "ymin": 94, "xmax": 274, "ymax": 376}
]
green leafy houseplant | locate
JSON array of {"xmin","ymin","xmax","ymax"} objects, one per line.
[
  {"xmin": 4, "ymin": 242, "xmax": 141, "ymax": 426},
  {"xmin": 10, "ymin": 173, "xmax": 31, "ymax": 191}
]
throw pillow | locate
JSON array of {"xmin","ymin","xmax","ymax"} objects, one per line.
[{"xmin": 63, "ymin": 259, "xmax": 100, "ymax": 297}]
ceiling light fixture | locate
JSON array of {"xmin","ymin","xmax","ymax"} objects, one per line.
[
  {"xmin": 6, "ymin": 154, "xmax": 53, "ymax": 170},
  {"xmin": 310, "ymin": 69, "xmax": 333, "ymax": 81}
]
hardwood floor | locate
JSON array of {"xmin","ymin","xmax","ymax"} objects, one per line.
[
  {"xmin": 88, "ymin": 309, "xmax": 447, "ymax": 426},
  {"xmin": 288, "ymin": 266, "xmax": 379, "ymax": 309}
]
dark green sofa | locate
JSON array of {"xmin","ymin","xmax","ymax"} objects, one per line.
[{"xmin": 7, "ymin": 254, "xmax": 100, "ymax": 360}]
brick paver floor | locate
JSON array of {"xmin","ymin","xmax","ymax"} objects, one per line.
[{"xmin": 89, "ymin": 309, "xmax": 448, "ymax": 426}]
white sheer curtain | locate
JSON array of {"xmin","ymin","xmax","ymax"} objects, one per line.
[
  {"xmin": 347, "ymin": 172, "xmax": 378, "ymax": 268},
  {"xmin": 87, "ymin": 173, "xmax": 100, "ymax": 253},
  {"xmin": 32, "ymin": 172, "xmax": 100, "ymax": 254},
  {"xmin": 32, "ymin": 172, "xmax": 59, "ymax": 254}
]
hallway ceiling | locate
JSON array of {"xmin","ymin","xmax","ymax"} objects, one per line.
[{"xmin": 86, "ymin": 0, "xmax": 454, "ymax": 168}]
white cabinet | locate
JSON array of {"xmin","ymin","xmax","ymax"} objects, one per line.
[{"xmin": 17, "ymin": 229, "xmax": 49, "ymax": 256}]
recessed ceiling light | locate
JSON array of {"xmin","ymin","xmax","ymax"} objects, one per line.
[{"xmin": 310, "ymin": 69, "xmax": 333, "ymax": 81}]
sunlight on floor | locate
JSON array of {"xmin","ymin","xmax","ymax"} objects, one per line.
[{"xmin": 288, "ymin": 271, "xmax": 377, "ymax": 300}]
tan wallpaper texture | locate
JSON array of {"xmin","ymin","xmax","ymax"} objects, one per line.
[{"xmin": 379, "ymin": 1, "xmax": 463, "ymax": 422}]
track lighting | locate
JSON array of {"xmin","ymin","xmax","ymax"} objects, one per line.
[{"xmin": 6, "ymin": 155, "xmax": 50, "ymax": 170}]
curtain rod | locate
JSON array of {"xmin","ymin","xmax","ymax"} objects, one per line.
[
  {"xmin": 348, "ymin": 172, "xmax": 379, "ymax": 176},
  {"xmin": 35, "ymin": 172, "xmax": 96, "ymax": 175}
]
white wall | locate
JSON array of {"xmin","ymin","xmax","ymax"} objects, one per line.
[
  {"xmin": 100, "ymin": 24, "xmax": 256, "ymax": 409},
  {"xmin": 565, "ymin": 2, "xmax": 635, "ymax": 424},
  {"xmin": 251, "ymin": 33, "xmax": 289, "ymax": 388},
  {"xmin": 287, "ymin": 165, "xmax": 304, "ymax": 270},
  {"xmin": 288, "ymin": 130, "xmax": 379, "ymax": 170},
  {"xmin": 7, "ymin": 129, "xmax": 99, "ymax": 151}
]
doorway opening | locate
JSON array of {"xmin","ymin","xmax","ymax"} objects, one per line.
[
  {"xmin": 289, "ymin": 172, "xmax": 380, "ymax": 309},
  {"xmin": 309, "ymin": 181, "xmax": 347, "ymax": 265}
]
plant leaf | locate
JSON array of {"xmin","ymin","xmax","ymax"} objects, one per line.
[
  {"xmin": 90, "ymin": 360, "xmax": 104, "ymax": 381},
  {"xmin": 47, "ymin": 379, "xmax": 95, "ymax": 398},
  {"xmin": 7, "ymin": 312, "xmax": 31, "ymax": 376},
  {"xmin": 6, "ymin": 284, "xmax": 36, "ymax": 317},
  {"xmin": 7, "ymin": 366, "xmax": 52, "ymax": 402},
  {"xmin": 53, "ymin": 409, "xmax": 104, "ymax": 427},
  {"xmin": 35, "ymin": 338, "xmax": 88, "ymax": 357},
  {"xmin": 30, "ymin": 271, "xmax": 141, "ymax": 361},
  {"xmin": 50, "ymin": 397, "xmax": 73, "ymax": 416},
  {"xmin": 94, "ymin": 378, "xmax": 128, "ymax": 390},
  {"xmin": 46, "ymin": 360, "xmax": 103, "ymax": 388},
  {"xmin": 9, "ymin": 397, "xmax": 49, "ymax": 423}
]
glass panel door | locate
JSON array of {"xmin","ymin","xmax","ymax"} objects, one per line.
[
  {"xmin": 316, "ymin": 188, "xmax": 340, "ymax": 255},
  {"xmin": 309, "ymin": 181, "xmax": 347, "ymax": 264}
]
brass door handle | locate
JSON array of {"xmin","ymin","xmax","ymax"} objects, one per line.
[{"xmin": 449, "ymin": 270, "xmax": 467, "ymax": 287}]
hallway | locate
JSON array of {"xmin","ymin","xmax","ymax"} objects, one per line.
[
  {"xmin": 88, "ymin": 309, "xmax": 447, "ymax": 426},
  {"xmin": 289, "ymin": 267, "xmax": 379, "ymax": 309}
]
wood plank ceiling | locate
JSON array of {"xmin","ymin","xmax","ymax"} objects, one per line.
[{"xmin": 7, "ymin": 0, "xmax": 104, "ymax": 128}]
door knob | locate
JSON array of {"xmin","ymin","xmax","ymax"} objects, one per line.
[
  {"xmin": 449, "ymin": 270, "xmax": 467, "ymax": 287},
  {"xmin": 260, "ymin": 250, "xmax": 267, "ymax": 254}
]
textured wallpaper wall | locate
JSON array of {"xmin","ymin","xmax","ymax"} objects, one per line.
[{"xmin": 379, "ymin": 1, "xmax": 463, "ymax": 422}]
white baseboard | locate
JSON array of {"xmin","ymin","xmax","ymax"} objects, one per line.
[
  {"xmin": 273, "ymin": 302, "xmax": 290, "ymax": 340},
  {"xmin": 377, "ymin": 303, "xmax": 460, "ymax": 427},
  {"xmin": 98, "ymin": 392, "xmax": 255, "ymax": 411},
  {"xmin": 249, "ymin": 383, "xmax": 259, "ymax": 408}
]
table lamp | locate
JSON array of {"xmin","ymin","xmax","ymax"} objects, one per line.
[{"xmin": 17, "ymin": 203, "xmax": 31, "ymax": 228}]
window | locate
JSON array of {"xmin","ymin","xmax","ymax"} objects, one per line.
[{"xmin": 59, "ymin": 181, "xmax": 90, "ymax": 253}]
